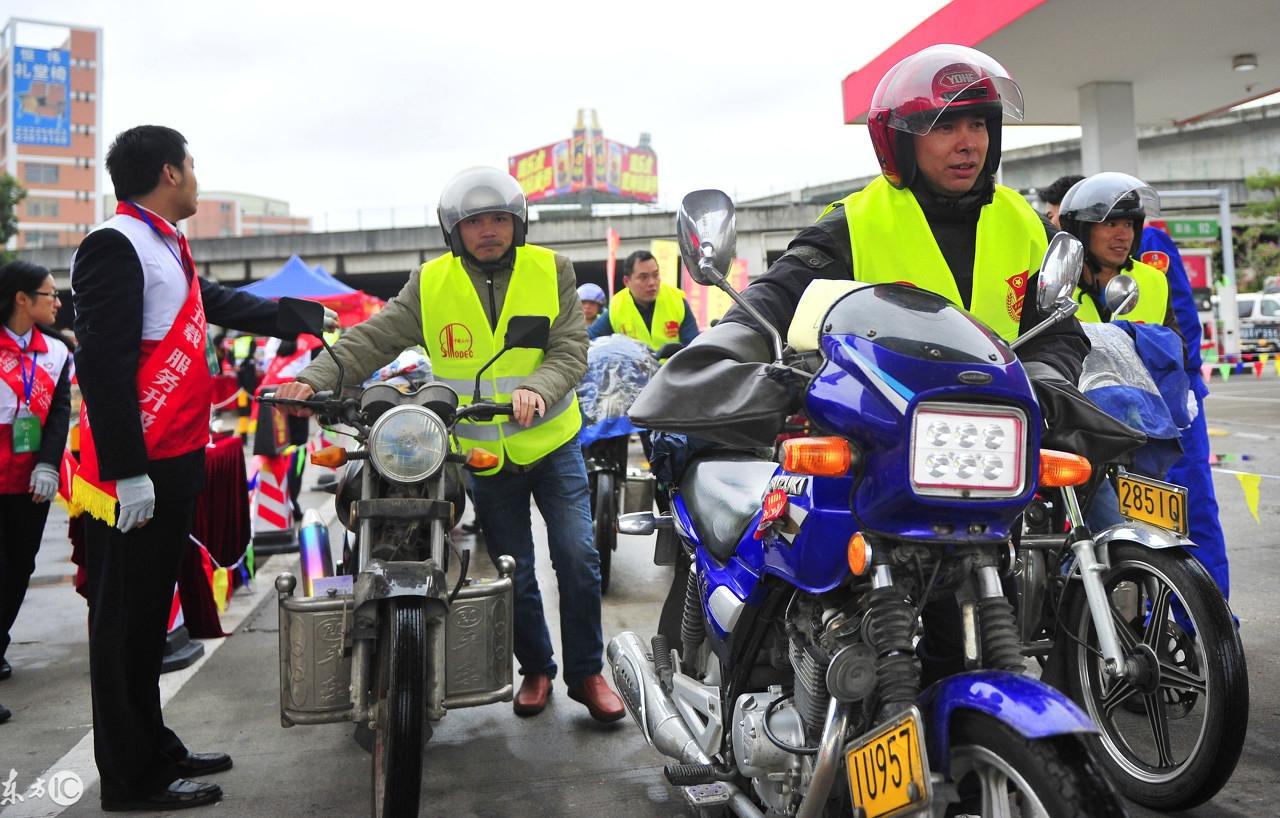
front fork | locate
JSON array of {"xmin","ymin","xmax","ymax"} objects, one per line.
[{"xmin": 1059, "ymin": 485, "xmax": 1131, "ymax": 681}]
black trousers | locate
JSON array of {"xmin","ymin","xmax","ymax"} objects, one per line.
[
  {"xmin": 0, "ymin": 493, "xmax": 52, "ymax": 659},
  {"xmin": 85, "ymin": 496, "xmax": 196, "ymax": 801}
]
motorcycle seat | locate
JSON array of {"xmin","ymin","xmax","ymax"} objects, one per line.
[{"xmin": 682, "ymin": 457, "xmax": 780, "ymax": 563}]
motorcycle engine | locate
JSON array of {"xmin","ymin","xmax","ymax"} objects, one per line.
[{"xmin": 731, "ymin": 688, "xmax": 806, "ymax": 814}]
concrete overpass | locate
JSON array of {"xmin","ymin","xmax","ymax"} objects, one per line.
[{"xmin": 20, "ymin": 202, "xmax": 824, "ymax": 300}]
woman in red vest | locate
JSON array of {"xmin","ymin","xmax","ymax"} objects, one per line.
[{"xmin": 0, "ymin": 261, "xmax": 73, "ymax": 724}]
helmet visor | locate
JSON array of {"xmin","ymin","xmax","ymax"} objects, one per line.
[
  {"xmin": 879, "ymin": 44, "xmax": 1024, "ymax": 136},
  {"xmin": 1060, "ymin": 172, "xmax": 1160, "ymax": 223},
  {"xmin": 437, "ymin": 166, "xmax": 527, "ymax": 235}
]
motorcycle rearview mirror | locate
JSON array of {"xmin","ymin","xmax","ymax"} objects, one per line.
[
  {"xmin": 1036, "ymin": 232, "xmax": 1085, "ymax": 313},
  {"xmin": 675, "ymin": 190, "xmax": 784, "ymax": 362},
  {"xmin": 277, "ymin": 296, "xmax": 346, "ymax": 394},
  {"xmin": 471, "ymin": 315, "xmax": 551, "ymax": 403},
  {"xmin": 1104, "ymin": 274, "xmax": 1139, "ymax": 317}
]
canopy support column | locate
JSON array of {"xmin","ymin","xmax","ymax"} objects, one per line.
[{"xmin": 1079, "ymin": 82, "xmax": 1138, "ymax": 176}]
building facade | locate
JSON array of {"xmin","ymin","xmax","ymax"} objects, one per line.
[
  {"xmin": 1, "ymin": 18, "xmax": 102, "ymax": 250},
  {"xmin": 178, "ymin": 190, "xmax": 311, "ymax": 240}
]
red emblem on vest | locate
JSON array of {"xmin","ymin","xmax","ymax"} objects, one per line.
[
  {"xmin": 1141, "ymin": 251, "xmax": 1170, "ymax": 273},
  {"xmin": 439, "ymin": 323, "xmax": 474, "ymax": 359},
  {"xmin": 664, "ymin": 320, "xmax": 680, "ymax": 338},
  {"xmin": 1005, "ymin": 271, "xmax": 1028, "ymax": 322}
]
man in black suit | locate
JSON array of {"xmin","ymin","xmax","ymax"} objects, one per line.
[{"xmin": 72, "ymin": 125, "xmax": 307, "ymax": 811}]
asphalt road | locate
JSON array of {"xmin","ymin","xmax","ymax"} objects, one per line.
[{"xmin": 1, "ymin": 374, "xmax": 1277, "ymax": 817}]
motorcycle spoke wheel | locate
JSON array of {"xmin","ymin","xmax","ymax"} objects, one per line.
[
  {"xmin": 593, "ymin": 471, "xmax": 615, "ymax": 595},
  {"xmin": 371, "ymin": 599, "xmax": 426, "ymax": 818},
  {"xmin": 1065, "ymin": 543, "xmax": 1247, "ymax": 810},
  {"xmin": 949, "ymin": 711, "xmax": 1126, "ymax": 818}
]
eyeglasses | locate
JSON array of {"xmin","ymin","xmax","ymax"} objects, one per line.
[{"xmin": 31, "ymin": 290, "xmax": 61, "ymax": 300}]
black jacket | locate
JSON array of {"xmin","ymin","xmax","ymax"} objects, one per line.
[
  {"xmin": 72, "ymin": 227, "xmax": 281, "ymax": 498},
  {"xmin": 721, "ymin": 187, "xmax": 1090, "ymax": 385}
]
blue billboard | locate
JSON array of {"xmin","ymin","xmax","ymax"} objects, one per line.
[{"xmin": 13, "ymin": 47, "xmax": 71, "ymax": 147}]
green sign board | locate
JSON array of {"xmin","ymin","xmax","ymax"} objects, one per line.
[{"xmin": 1166, "ymin": 218, "xmax": 1220, "ymax": 240}]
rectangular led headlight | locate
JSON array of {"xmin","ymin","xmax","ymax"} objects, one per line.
[{"xmin": 909, "ymin": 402, "xmax": 1027, "ymax": 498}]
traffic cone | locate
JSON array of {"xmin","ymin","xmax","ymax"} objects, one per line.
[
  {"xmin": 161, "ymin": 582, "xmax": 204, "ymax": 673},
  {"xmin": 252, "ymin": 453, "xmax": 298, "ymax": 554}
]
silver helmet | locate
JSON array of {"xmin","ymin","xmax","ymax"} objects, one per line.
[{"xmin": 437, "ymin": 166, "xmax": 528, "ymax": 255}]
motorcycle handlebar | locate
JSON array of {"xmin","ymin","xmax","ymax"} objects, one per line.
[{"xmin": 453, "ymin": 402, "xmax": 514, "ymax": 424}]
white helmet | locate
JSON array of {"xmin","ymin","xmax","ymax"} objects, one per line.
[{"xmin": 437, "ymin": 166, "xmax": 528, "ymax": 255}]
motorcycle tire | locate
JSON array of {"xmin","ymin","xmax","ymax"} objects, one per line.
[
  {"xmin": 1063, "ymin": 542, "xmax": 1247, "ymax": 810},
  {"xmin": 949, "ymin": 711, "xmax": 1127, "ymax": 817},
  {"xmin": 594, "ymin": 471, "xmax": 615, "ymax": 595},
  {"xmin": 371, "ymin": 599, "xmax": 427, "ymax": 818}
]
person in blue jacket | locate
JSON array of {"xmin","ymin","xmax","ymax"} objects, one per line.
[{"xmin": 1139, "ymin": 225, "xmax": 1230, "ymax": 599}]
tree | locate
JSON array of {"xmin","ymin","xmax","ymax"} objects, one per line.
[
  {"xmin": 0, "ymin": 174, "xmax": 28, "ymax": 265},
  {"xmin": 1236, "ymin": 170, "xmax": 1280, "ymax": 292}
]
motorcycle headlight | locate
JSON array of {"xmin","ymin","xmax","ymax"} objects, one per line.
[
  {"xmin": 367, "ymin": 405, "xmax": 448, "ymax": 484},
  {"xmin": 909, "ymin": 402, "xmax": 1026, "ymax": 498}
]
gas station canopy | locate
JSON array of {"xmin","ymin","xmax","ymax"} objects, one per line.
[{"xmin": 842, "ymin": 0, "xmax": 1280, "ymax": 128}]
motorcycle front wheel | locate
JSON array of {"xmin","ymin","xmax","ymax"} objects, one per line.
[
  {"xmin": 593, "ymin": 471, "xmax": 616, "ymax": 595},
  {"xmin": 1064, "ymin": 542, "xmax": 1247, "ymax": 810},
  {"xmin": 371, "ymin": 599, "xmax": 427, "ymax": 818},
  {"xmin": 949, "ymin": 711, "xmax": 1128, "ymax": 817}
]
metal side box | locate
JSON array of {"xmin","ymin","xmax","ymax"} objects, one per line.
[
  {"xmin": 276, "ymin": 573, "xmax": 353, "ymax": 727},
  {"xmin": 623, "ymin": 469, "xmax": 656, "ymax": 514},
  {"xmin": 443, "ymin": 573, "xmax": 514, "ymax": 708}
]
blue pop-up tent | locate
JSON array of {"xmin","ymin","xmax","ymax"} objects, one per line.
[{"xmin": 238, "ymin": 255, "xmax": 380, "ymax": 325}]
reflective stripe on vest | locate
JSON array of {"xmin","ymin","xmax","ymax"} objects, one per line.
[
  {"xmin": 608, "ymin": 283, "xmax": 685, "ymax": 350},
  {"xmin": 419, "ymin": 244, "xmax": 580, "ymax": 475},
  {"xmin": 829, "ymin": 177, "xmax": 1047, "ymax": 343},
  {"xmin": 1073, "ymin": 259, "xmax": 1170, "ymax": 325}
]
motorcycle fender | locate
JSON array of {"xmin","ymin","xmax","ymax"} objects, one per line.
[
  {"xmin": 917, "ymin": 670, "xmax": 1096, "ymax": 775},
  {"xmin": 353, "ymin": 559, "xmax": 448, "ymax": 620},
  {"xmin": 1093, "ymin": 521, "xmax": 1196, "ymax": 551}
]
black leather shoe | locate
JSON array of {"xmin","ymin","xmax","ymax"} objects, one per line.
[
  {"xmin": 0, "ymin": 702, "xmax": 10, "ymax": 723},
  {"xmin": 176, "ymin": 752, "xmax": 233, "ymax": 775},
  {"xmin": 0, "ymin": 658, "xmax": 10, "ymax": 680},
  {"xmin": 101, "ymin": 779, "xmax": 222, "ymax": 812}
]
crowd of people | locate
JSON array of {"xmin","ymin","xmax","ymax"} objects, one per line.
[{"xmin": 0, "ymin": 39, "xmax": 1236, "ymax": 814}]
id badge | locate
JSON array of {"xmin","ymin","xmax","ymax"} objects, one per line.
[
  {"xmin": 205, "ymin": 328, "xmax": 221, "ymax": 375},
  {"xmin": 12, "ymin": 410, "xmax": 41, "ymax": 454}
]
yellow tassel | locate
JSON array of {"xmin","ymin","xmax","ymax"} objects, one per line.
[{"xmin": 71, "ymin": 474, "xmax": 118, "ymax": 527}]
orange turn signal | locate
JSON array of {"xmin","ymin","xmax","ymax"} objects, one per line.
[
  {"xmin": 310, "ymin": 446, "xmax": 348, "ymax": 468},
  {"xmin": 465, "ymin": 448, "xmax": 500, "ymax": 472},
  {"xmin": 1038, "ymin": 449, "xmax": 1092, "ymax": 487},
  {"xmin": 782, "ymin": 437, "xmax": 852, "ymax": 477},
  {"xmin": 847, "ymin": 532, "xmax": 872, "ymax": 576}
]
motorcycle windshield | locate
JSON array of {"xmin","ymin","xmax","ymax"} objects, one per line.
[{"xmin": 822, "ymin": 284, "xmax": 1014, "ymax": 365}]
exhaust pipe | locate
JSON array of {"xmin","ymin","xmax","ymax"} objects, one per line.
[{"xmin": 607, "ymin": 632, "xmax": 711, "ymax": 765}]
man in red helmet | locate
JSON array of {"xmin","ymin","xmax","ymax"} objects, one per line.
[{"xmin": 723, "ymin": 44, "xmax": 1087, "ymax": 386}]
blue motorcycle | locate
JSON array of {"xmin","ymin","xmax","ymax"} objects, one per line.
[{"xmin": 607, "ymin": 191, "xmax": 1127, "ymax": 818}]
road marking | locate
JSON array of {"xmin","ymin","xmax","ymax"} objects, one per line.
[
  {"xmin": 0, "ymin": 555, "xmax": 292, "ymax": 818},
  {"xmin": 1205, "ymin": 394, "xmax": 1280, "ymax": 404}
]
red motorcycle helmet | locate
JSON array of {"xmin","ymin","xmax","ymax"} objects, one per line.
[{"xmin": 867, "ymin": 44, "xmax": 1024, "ymax": 189}]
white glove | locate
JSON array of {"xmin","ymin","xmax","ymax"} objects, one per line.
[
  {"xmin": 115, "ymin": 474, "xmax": 156, "ymax": 533},
  {"xmin": 29, "ymin": 464, "xmax": 59, "ymax": 503},
  {"xmin": 322, "ymin": 307, "xmax": 339, "ymax": 332}
]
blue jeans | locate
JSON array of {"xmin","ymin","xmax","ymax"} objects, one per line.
[{"xmin": 470, "ymin": 437, "xmax": 603, "ymax": 687}]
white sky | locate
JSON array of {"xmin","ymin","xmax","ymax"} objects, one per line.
[{"xmin": 8, "ymin": 0, "xmax": 1078, "ymax": 230}]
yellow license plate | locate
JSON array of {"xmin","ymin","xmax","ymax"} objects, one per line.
[
  {"xmin": 845, "ymin": 707, "xmax": 931, "ymax": 818},
  {"xmin": 1117, "ymin": 472, "xmax": 1188, "ymax": 536}
]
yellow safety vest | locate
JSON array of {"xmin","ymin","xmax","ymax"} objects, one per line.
[
  {"xmin": 827, "ymin": 177, "xmax": 1047, "ymax": 343},
  {"xmin": 1073, "ymin": 259, "xmax": 1169, "ymax": 325},
  {"xmin": 608, "ymin": 283, "xmax": 686, "ymax": 351},
  {"xmin": 419, "ymin": 244, "xmax": 581, "ymax": 475}
]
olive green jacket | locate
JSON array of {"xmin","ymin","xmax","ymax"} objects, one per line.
[{"xmin": 297, "ymin": 251, "xmax": 588, "ymax": 406}]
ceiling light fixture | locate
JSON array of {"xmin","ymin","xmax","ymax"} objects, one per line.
[{"xmin": 1233, "ymin": 54, "xmax": 1258, "ymax": 72}]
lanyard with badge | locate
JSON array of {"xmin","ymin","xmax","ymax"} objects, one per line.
[
  {"xmin": 127, "ymin": 203, "xmax": 221, "ymax": 376},
  {"xmin": 13, "ymin": 342, "xmax": 41, "ymax": 453}
]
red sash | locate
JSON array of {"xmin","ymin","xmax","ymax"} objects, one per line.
[
  {"xmin": 73, "ymin": 262, "xmax": 213, "ymax": 525},
  {"xmin": 0, "ymin": 328, "xmax": 58, "ymax": 491}
]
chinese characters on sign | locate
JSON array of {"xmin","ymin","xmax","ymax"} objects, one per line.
[
  {"xmin": 507, "ymin": 114, "xmax": 658, "ymax": 204},
  {"xmin": 13, "ymin": 47, "xmax": 72, "ymax": 147}
]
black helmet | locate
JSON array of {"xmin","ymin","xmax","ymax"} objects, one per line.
[
  {"xmin": 436, "ymin": 167, "xmax": 528, "ymax": 256},
  {"xmin": 1058, "ymin": 171, "xmax": 1159, "ymax": 271}
]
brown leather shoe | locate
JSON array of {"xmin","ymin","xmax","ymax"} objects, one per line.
[
  {"xmin": 513, "ymin": 673, "xmax": 552, "ymax": 716},
  {"xmin": 567, "ymin": 674, "xmax": 625, "ymax": 722}
]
